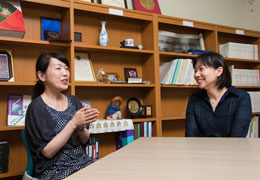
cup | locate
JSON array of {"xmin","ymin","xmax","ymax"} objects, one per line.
[{"xmin": 124, "ymin": 39, "xmax": 134, "ymax": 47}]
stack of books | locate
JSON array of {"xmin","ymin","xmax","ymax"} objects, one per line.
[
  {"xmin": 160, "ymin": 58, "xmax": 197, "ymax": 85},
  {"xmin": 248, "ymin": 91, "xmax": 260, "ymax": 112},
  {"xmin": 247, "ymin": 116, "xmax": 259, "ymax": 138},
  {"xmin": 219, "ymin": 42, "xmax": 258, "ymax": 60},
  {"xmin": 229, "ymin": 65, "xmax": 260, "ymax": 86}
]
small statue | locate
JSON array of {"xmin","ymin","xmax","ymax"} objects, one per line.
[{"xmin": 105, "ymin": 96, "xmax": 122, "ymax": 120}]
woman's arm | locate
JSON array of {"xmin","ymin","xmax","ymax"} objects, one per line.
[
  {"xmin": 185, "ymin": 96, "xmax": 201, "ymax": 137},
  {"xmin": 41, "ymin": 107, "xmax": 99, "ymax": 158},
  {"xmin": 230, "ymin": 93, "xmax": 252, "ymax": 137}
]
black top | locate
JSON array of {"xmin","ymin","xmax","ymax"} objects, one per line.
[
  {"xmin": 25, "ymin": 94, "xmax": 90, "ymax": 177},
  {"xmin": 185, "ymin": 86, "xmax": 252, "ymax": 137}
]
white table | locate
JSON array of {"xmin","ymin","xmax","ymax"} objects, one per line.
[{"xmin": 66, "ymin": 137, "xmax": 260, "ymax": 180}]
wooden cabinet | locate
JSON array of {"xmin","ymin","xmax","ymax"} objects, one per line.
[{"xmin": 0, "ymin": 0, "xmax": 259, "ymax": 179}]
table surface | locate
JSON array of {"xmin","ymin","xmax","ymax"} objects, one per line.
[{"xmin": 66, "ymin": 137, "xmax": 260, "ymax": 180}]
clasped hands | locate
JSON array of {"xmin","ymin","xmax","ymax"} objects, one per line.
[{"xmin": 72, "ymin": 107, "xmax": 99, "ymax": 131}]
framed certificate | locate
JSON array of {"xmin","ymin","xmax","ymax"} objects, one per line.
[
  {"xmin": 74, "ymin": 52, "xmax": 96, "ymax": 82},
  {"xmin": 0, "ymin": 50, "xmax": 14, "ymax": 81},
  {"xmin": 101, "ymin": 0, "xmax": 125, "ymax": 8}
]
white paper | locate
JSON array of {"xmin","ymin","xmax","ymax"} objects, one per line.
[{"xmin": 74, "ymin": 52, "xmax": 95, "ymax": 82}]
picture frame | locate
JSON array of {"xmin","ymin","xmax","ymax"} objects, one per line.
[
  {"xmin": 74, "ymin": 32, "xmax": 82, "ymax": 42},
  {"xmin": 101, "ymin": 0, "xmax": 125, "ymax": 8},
  {"xmin": 41, "ymin": 17, "xmax": 61, "ymax": 41},
  {"xmin": 141, "ymin": 105, "xmax": 152, "ymax": 118},
  {"xmin": 74, "ymin": 52, "xmax": 96, "ymax": 82},
  {"xmin": 0, "ymin": 50, "xmax": 14, "ymax": 81},
  {"xmin": 133, "ymin": 0, "xmax": 161, "ymax": 14},
  {"xmin": 124, "ymin": 67, "xmax": 138, "ymax": 81}
]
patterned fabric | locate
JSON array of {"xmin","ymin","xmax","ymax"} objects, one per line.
[{"xmin": 37, "ymin": 96, "xmax": 92, "ymax": 180}]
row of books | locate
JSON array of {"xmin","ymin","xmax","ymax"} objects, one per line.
[
  {"xmin": 220, "ymin": 42, "xmax": 258, "ymax": 60},
  {"xmin": 229, "ymin": 65, "xmax": 260, "ymax": 86},
  {"xmin": 160, "ymin": 58, "xmax": 197, "ymax": 85},
  {"xmin": 248, "ymin": 92, "xmax": 260, "ymax": 113},
  {"xmin": 247, "ymin": 115, "xmax": 259, "ymax": 138},
  {"xmin": 86, "ymin": 137, "xmax": 99, "ymax": 161}
]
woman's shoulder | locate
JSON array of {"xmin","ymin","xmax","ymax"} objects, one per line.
[{"xmin": 228, "ymin": 86, "xmax": 250, "ymax": 97}]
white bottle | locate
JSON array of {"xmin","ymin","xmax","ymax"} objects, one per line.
[{"xmin": 99, "ymin": 21, "xmax": 108, "ymax": 46}]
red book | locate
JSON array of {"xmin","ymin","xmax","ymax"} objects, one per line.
[
  {"xmin": 141, "ymin": 122, "xmax": 144, "ymax": 137},
  {"xmin": 0, "ymin": 0, "xmax": 25, "ymax": 38}
]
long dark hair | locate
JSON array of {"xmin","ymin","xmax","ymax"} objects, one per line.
[
  {"xmin": 32, "ymin": 52, "xmax": 69, "ymax": 100},
  {"xmin": 193, "ymin": 52, "xmax": 231, "ymax": 89}
]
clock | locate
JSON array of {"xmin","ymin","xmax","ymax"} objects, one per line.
[{"xmin": 126, "ymin": 97, "xmax": 142, "ymax": 118}]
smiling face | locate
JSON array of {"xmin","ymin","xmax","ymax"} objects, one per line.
[
  {"xmin": 38, "ymin": 57, "xmax": 69, "ymax": 92},
  {"xmin": 194, "ymin": 61, "xmax": 223, "ymax": 90}
]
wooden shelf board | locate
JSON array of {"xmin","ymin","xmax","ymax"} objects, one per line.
[
  {"xmin": 225, "ymin": 57, "xmax": 260, "ymax": 63},
  {"xmin": 74, "ymin": 0, "xmax": 153, "ymax": 21},
  {"xmin": 0, "ymin": 126, "xmax": 24, "ymax": 131},
  {"xmin": 22, "ymin": 0, "xmax": 70, "ymax": 8},
  {"xmin": 161, "ymin": 115, "xmax": 186, "ymax": 121},
  {"xmin": 161, "ymin": 84, "xmax": 198, "ymax": 88},
  {"xmin": 252, "ymin": 112, "xmax": 260, "ymax": 115},
  {"xmin": 235, "ymin": 86, "xmax": 260, "ymax": 89},
  {"xmin": 0, "ymin": 171, "xmax": 24, "ymax": 178},
  {"xmin": 0, "ymin": 81, "xmax": 35, "ymax": 86},
  {"xmin": 75, "ymin": 44, "xmax": 153, "ymax": 55},
  {"xmin": 0, "ymin": 37, "xmax": 71, "ymax": 48},
  {"xmin": 75, "ymin": 82, "xmax": 155, "ymax": 88},
  {"xmin": 132, "ymin": 118, "xmax": 156, "ymax": 123},
  {"xmin": 160, "ymin": 51, "xmax": 197, "ymax": 58}
]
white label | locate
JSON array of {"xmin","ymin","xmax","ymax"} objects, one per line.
[
  {"xmin": 236, "ymin": 29, "xmax": 244, "ymax": 35},
  {"xmin": 182, "ymin": 20, "xmax": 194, "ymax": 27},
  {"xmin": 109, "ymin": 8, "xmax": 123, "ymax": 16}
]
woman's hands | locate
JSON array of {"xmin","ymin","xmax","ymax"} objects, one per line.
[{"xmin": 71, "ymin": 107, "xmax": 99, "ymax": 130}]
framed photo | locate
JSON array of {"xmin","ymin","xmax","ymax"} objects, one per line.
[
  {"xmin": 124, "ymin": 68, "xmax": 137, "ymax": 81},
  {"xmin": 141, "ymin": 105, "xmax": 152, "ymax": 117},
  {"xmin": 74, "ymin": 32, "xmax": 82, "ymax": 42},
  {"xmin": 133, "ymin": 0, "xmax": 161, "ymax": 14},
  {"xmin": 101, "ymin": 0, "xmax": 125, "ymax": 8},
  {"xmin": 0, "ymin": 50, "xmax": 14, "ymax": 81},
  {"xmin": 74, "ymin": 52, "xmax": 96, "ymax": 82}
]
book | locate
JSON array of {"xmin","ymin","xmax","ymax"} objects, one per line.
[
  {"xmin": 7, "ymin": 94, "xmax": 31, "ymax": 126},
  {"xmin": 0, "ymin": 0, "xmax": 25, "ymax": 38}
]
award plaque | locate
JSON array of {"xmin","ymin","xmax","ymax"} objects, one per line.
[
  {"xmin": 44, "ymin": 30, "xmax": 61, "ymax": 40},
  {"xmin": 126, "ymin": 97, "xmax": 142, "ymax": 118}
]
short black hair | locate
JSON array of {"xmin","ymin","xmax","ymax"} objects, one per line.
[
  {"xmin": 193, "ymin": 52, "xmax": 231, "ymax": 89},
  {"xmin": 32, "ymin": 52, "xmax": 69, "ymax": 100}
]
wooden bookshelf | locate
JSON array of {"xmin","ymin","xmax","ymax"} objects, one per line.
[{"xmin": 0, "ymin": 0, "xmax": 260, "ymax": 178}]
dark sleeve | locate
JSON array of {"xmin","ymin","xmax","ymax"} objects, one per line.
[
  {"xmin": 25, "ymin": 98, "xmax": 58, "ymax": 176},
  {"xmin": 230, "ymin": 92, "xmax": 252, "ymax": 137},
  {"xmin": 185, "ymin": 95, "xmax": 201, "ymax": 137}
]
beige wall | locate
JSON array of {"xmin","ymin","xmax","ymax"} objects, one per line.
[{"xmin": 158, "ymin": 0, "xmax": 260, "ymax": 31}]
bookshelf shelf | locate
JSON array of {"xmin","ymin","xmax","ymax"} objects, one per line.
[
  {"xmin": 0, "ymin": 126, "xmax": 24, "ymax": 131},
  {"xmin": 75, "ymin": 82, "xmax": 155, "ymax": 88},
  {"xmin": 1, "ymin": 1, "xmax": 260, "ymax": 178},
  {"xmin": 75, "ymin": 44, "xmax": 154, "ymax": 55}
]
